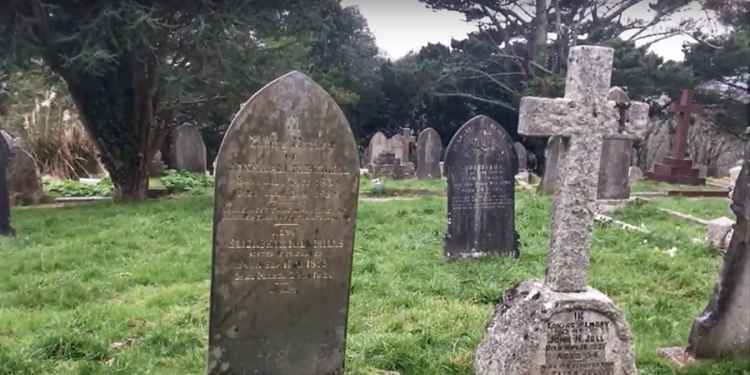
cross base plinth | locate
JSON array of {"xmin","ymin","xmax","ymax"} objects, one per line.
[
  {"xmin": 475, "ymin": 281, "xmax": 637, "ymax": 375},
  {"xmin": 647, "ymin": 157, "xmax": 705, "ymax": 185}
]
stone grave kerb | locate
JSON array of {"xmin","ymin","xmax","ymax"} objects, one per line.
[{"xmin": 518, "ymin": 46, "xmax": 649, "ymax": 292}]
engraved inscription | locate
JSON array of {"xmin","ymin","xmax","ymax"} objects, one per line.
[
  {"xmin": 220, "ymin": 140, "xmax": 352, "ymax": 288},
  {"xmin": 451, "ymin": 164, "xmax": 513, "ymax": 210},
  {"xmin": 541, "ymin": 310, "xmax": 615, "ymax": 375}
]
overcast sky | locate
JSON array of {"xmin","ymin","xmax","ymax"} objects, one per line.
[{"xmin": 341, "ymin": 0, "xmax": 722, "ymax": 61}]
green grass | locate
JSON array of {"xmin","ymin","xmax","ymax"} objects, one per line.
[
  {"xmin": 646, "ymin": 197, "xmax": 732, "ymax": 221},
  {"xmin": 1, "ymin": 189, "xmax": 748, "ymax": 374},
  {"xmin": 632, "ymin": 179, "xmax": 718, "ymax": 193},
  {"xmin": 360, "ymin": 176, "xmax": 446, "ymax": 196}
]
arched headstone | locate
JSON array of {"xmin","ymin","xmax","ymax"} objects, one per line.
[
  {"xmin": 539, "ymin": 136, "xmax": 565, "ymax": 195},
  {"xmin": 169, "ymin": 124, "xmax": 207, "ymax": 173},
  {"xmin": 444, "ymin": 115, "xmax": 518, "ymax": 259},
  {"xmin": 367, "ymin": 132, "xmax": 387, "ymax": 166},
  {"xmin": 208, "ymin": 72, "xmax": 359, "ymax": 375},
  {"xmin": 416, "ymin": 128, "xmax": 443, "ymax": 179}
]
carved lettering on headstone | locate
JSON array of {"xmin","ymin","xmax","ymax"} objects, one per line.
[
  {"xmin": 444, "ymin": 115, "xmax": 517, "ymax": 259},
  {"xmin": 208, "ymin": 72, "xmax": 359, "ymax": 375}
]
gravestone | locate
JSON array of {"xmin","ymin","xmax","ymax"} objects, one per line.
[
  {"xmin": 598, "ymin": 87, "xmax": 640, "ymax": 201},
  {"xmin": 208, "ymin": 72, "xmax": 359, "ymax": 375},
  {"xmin": 514, "ymin": 142, "xmax": 528, "ymax": 172},
  {"xmin": 475, "ymin": 46, "xmax": 649, "ymax": 375},
  {"xmin": 538, "ymin": 136, "xmax": 564, "ymax": 195},
  {"xmin": 444, "ymin": 115, "xmax": 518, "ymax": 259},
  {"xmin": 8, "ymin": 146, "xmax": 43, "ymax": 205},
  {"xmin": 168, "ymin": 124, "xmax": 207, "ymax": 173},
  {"xmin": 687, "ymin": 146, "xmax": 750, "ymax": 359},
  {"xmin": 0, "ymin": 133, "xmax": 14, "ymax": 236},
  {"xmin": 367, "ymin": 131, "xmax": 388, "ymax": 164},
  {"xmin": 416, "ymin": 127, "xmax": 442, "ymax": 179}
]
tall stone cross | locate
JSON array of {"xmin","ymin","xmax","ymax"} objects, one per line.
[
  {"xmin": 670, "ymin": 89, "xmax": 697, "ymax": 160},
  {"xmin": 518, "ymin": 46, "xmax": 649, "ymax": 292}
]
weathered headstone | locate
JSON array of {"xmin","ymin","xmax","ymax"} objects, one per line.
[
  {"xmin": 416, "ymin": 127, "xmax": 443, "ymax": 179},
  {"xmin": 688, "ymin": 147, "xmax": 750, "ymax": 358},
  {"xmin": 444, "ymin": 115, "xmax": 518, "ymax": 259},
  {"xmin": 598, "ymin": 137, "xmax": 634, "ymax": 200},
  {"xmin": 0, "ymin": 133, "xmax": 14, "ymax": 236},
  {"xmin": 208, "ymin": 72, "xmax": 359, "ymax": 375},
  {"xmin": 168, "ymin": 124, "xmax": 207, "ymax": 173},
  {"xmin": 367, "ymin": 131, "xmax": 388, "ymax": 164},
  {"xmin": 514, "ymin": 142, "xmax": 528, "ymax": 172},
  {"xmin": 475, "ymin": 46, "xmax": 649, "ymax": 375},
  {"xmin": 8, "ymin": 146, "xmax": 43, "ymax": 206},
  {"xmin": 705, "ymin": 216, "xmax": 734, "ymax": 252},
  {"xmin": 538, "ymin": 136, "xmax": 564, "ymax": 195}
]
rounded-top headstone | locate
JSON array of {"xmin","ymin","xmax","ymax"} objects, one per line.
[
  {"xmin": 170, "ymin": 124, "xmax": 207, "ymax": 173},
  {"xmin": 368, "ymin": 131, "xmax": 387, "ymax": 166},
  {"xmin": 208, "ymin": 72, "xmax": 359, "ymax": 375},
  {"xmin": 444, "ymin": 115, "xmax": 518, "ymax": 259},
  {"xmin": 416, "ymin": 127, "xmax": 443, "ymax": 179}
]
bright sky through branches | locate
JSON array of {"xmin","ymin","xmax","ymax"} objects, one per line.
[{"xmin": 342, "ymin": 0, "xmax": 723, "ymax": 61}]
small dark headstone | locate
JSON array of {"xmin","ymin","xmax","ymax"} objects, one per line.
[
  {"xmin": 416, "ymin": 128, "xmax": 442, "ymax": 179},
  {"xmin": 0, "ymin": 133, "xmax": 14, "ymax": 236},
  {"xmin": 687, "ymin": 148, "xmax": 750, "ymax": 359},
  {"xmin": 168, "ymin": 124, "xmax": 207, "ymax": 173},
  {"xmin": 538, "ymin": 136, "xmax": 565, "ymax": 195},
  {"xmin": 598, "ymin": 137, "xmax": 634, "ymax": 200},
  {"xmin": 208, "ymin": 72, "xmax": 359, "ymax": 375},
  {"xmin": 444, "ymin": 115, "xmax": 518, "ymax": 259}
]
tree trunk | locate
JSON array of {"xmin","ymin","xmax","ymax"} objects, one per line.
[
  {"xmin": 528, "ymin": 0, "xmax": 548, "ymax": 76},
  {"xmin": 52, "ymin": 56, "xmax": 165, "ymax": 202}
]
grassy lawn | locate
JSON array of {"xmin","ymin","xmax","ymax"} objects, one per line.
[
  {"xmin": 1, "ymin": 187, "xmax": 748, "ymax": 374},
  {"xmin": 632, "ymin": 179, "xmax": 722, "ymax": 193},
  {"xmin": 647, "ymin": 197, "xmax": 732, "ymax": 221}
]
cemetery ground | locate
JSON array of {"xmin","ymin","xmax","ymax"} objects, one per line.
[{"xmin": 0, "ymin": 183, "xmax": 748, "ymax": 375}]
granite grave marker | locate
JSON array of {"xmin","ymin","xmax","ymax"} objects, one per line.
[
  {"xmin": 538, "ymin": 135, "xmax": 564, "ymax": 195},
  {"xmin": 475, "ymin": 46, "xmax": 649, "ymax": 375},
  {"xmin": 169, "ymin": 124, "xmax": 207, "ymax": 173},
  {"xmin": 208, "ymin": 72, "xmax": 359, "ymax": 375},
  {"xmin": 416, "ymin": 127, "xmax": 443, "ymax": 179},
  {"xmin": 444, "ymin": 115, "xmax": 518, "ymax": 259},
  {"xmin": 0, "ymin": 133, "xmax": 13, "ymax": 236},
  {"xmin": 687, "ymin": 144, "xmax": 750, "ymax": 358}
]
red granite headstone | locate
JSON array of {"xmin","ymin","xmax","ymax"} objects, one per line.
[{"xmin": 647, "ymin": 89, "xmax": 705, "ymax": 185}]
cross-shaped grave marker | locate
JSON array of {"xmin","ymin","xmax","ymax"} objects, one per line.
[
  {"xmin": 518, "ymin": 45, "xmax": 649, "ymax": 292},
  {"xmin": 670, "ymin": 89, "xmax": 698, "ymax": 160}
]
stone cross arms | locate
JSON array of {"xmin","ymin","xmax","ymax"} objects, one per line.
[{"xmin": 518, "ymin": 46, "xmax": 649, "ymax": 293}]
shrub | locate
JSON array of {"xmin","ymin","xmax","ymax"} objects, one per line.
[
  {"xmin": 44, "ymin": 177, "xmax": 113, "ymax": 197},
  {"xmin": 161, "ymin": 170, "xmax": 214, "ymax": 194}
]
